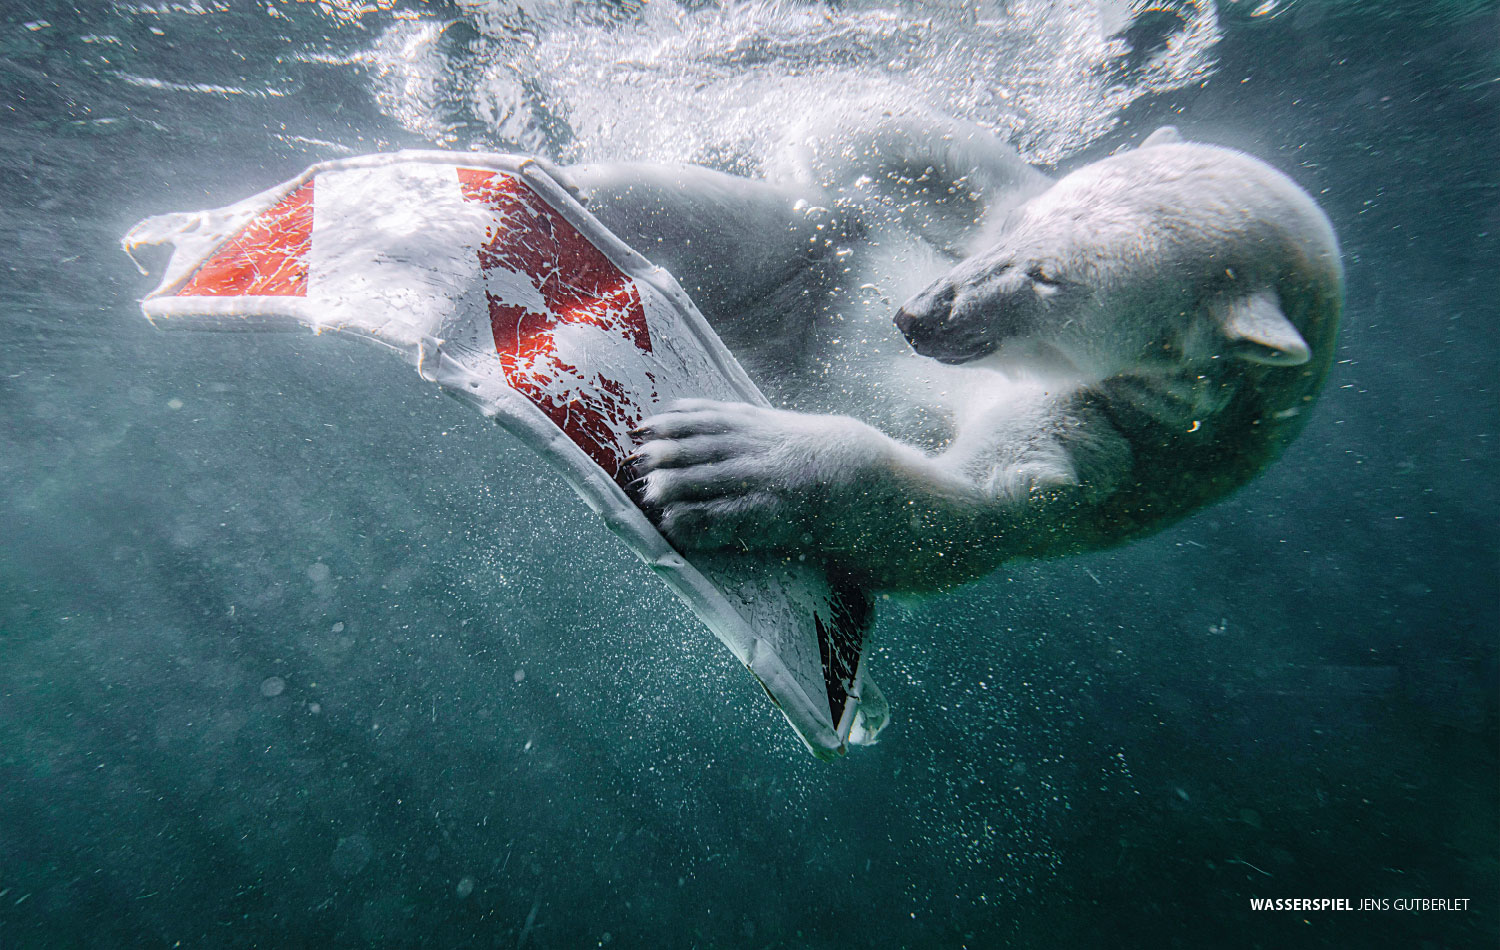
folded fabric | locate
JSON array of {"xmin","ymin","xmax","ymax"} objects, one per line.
[{"xmin": 124, "ymin": 150, "xmax": 886, "ymax": 759}]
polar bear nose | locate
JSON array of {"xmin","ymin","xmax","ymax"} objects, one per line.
[
  {"xmin": 893, "ymin": 306, "xmax": 925, "ymax": 344},
  {"xmin": 895, "ymin": 281, "xmax": 957, "ymax": 348}
]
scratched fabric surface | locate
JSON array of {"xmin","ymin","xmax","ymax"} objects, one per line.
[{"xmin": 0, "ymin": 2, "xmax": 1495, "ymax": 948}]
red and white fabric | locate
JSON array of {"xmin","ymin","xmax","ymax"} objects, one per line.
[{"xmin": 125, "ymin": 151, "xmax": 884, "ymax": 758}]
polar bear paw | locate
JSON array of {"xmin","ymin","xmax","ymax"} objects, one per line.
[{"xmin": 630, "ymin": 399, "xmax": 884, "ymax": 553}]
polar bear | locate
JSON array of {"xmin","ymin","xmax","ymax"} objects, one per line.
[{"xmin": 559, "ymin": 116, "xmax": 1342, "ymax": 593}]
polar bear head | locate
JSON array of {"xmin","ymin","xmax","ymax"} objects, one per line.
[{"xmin": 895, "ymin": 129, "xmax": 1343, "ymax": 397}]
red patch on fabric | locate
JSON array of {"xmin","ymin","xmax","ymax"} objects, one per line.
[
  {"xmin": 457, "ymin": 168, "xmax": 651, "ymax": 484},
  {"xmin": 178, "ymin": 181, "xmax": 313, "ymax": 297}
]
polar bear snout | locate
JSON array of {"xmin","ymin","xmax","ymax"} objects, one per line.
[
  {"xmin": 895, "ymin": 280, "xmax": 999, "ymax": 364},
  {"xmin": 894, "ymin": 280, "xmax": 953, "ymax": 352}
]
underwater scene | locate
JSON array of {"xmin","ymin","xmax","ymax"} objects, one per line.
[{"xmin": 1, "ymin": 0, "xmax": 1495, "ymax": 947}]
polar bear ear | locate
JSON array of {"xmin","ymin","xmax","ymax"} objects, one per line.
[
  {"xmin": 1217, "ymin": 292, "xmax": 1311, "ymax": 366},
  {"xmin": 1140, "ymin": 126, "xmax": 1183, "ymax": 148}
]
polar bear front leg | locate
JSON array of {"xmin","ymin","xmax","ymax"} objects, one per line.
[
  {"xmin": 631, "ymin": 399, "xmax": 909, "ymax": 554},
  {"xmin": 629, "ymin": 392, "xmax": 1129, "ymax": 591}
]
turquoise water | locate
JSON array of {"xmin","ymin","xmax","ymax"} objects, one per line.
[{"xmin": 1, "ymin": 1, "xmax": 1495, "ymax": 947}]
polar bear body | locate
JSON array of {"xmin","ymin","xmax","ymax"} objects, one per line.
[{"xmin": 567, "ymin": 119, "xmax": 1342, "ymax": 592}]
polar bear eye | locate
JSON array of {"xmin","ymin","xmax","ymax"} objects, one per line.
[{"xmin": 1027, "ymin": 264, "xmax": 1062, "ymax": 292}]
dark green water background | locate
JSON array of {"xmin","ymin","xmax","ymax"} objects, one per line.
[{"xmin": 1, "ymin": 2, "xmax": 1496, "ymax": 947}]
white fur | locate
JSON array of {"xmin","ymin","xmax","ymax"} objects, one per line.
[{"xmin": 568, "ymin": 115, "xmax": 1342, "ymax": 592}]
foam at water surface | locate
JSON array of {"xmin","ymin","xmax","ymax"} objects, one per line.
[{"xmin": 368, "ymin": 0, "xmax": 1223, "ymax": 166}]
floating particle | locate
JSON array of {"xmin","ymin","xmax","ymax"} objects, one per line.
[
  {"xmin": 330, "ymin": 834, "xmax": 373, "ymax": 878},
  {"xmin": 260, "ymin": 676, "xmax": 286, "ymax": 697}
]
